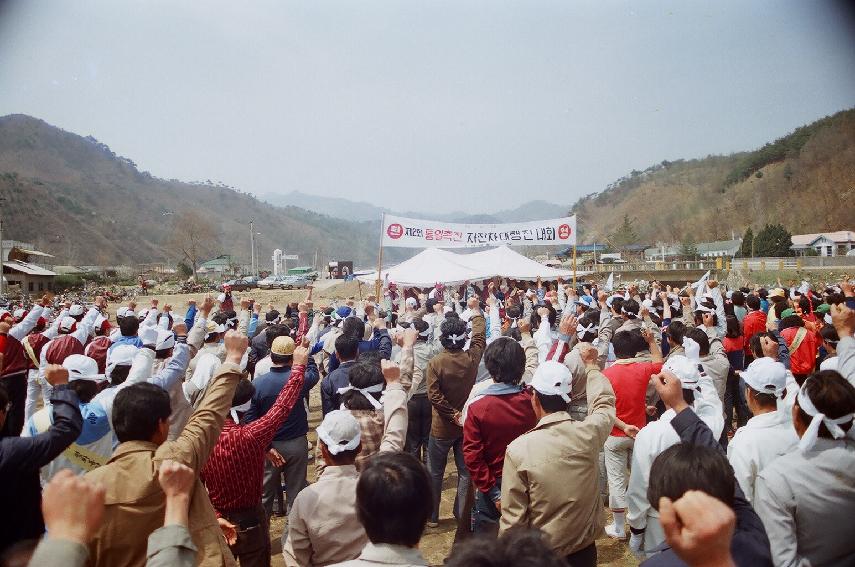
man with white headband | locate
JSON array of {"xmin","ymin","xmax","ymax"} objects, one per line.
[
  {"xmin": 24, "ymin": 354, "xmax": 112, "ymax": 481},
  {"xmin": 754, "ymin": 370, "xmax": 855, "ymax": 567},
  {"xmin": 626, "ymin": 354, "xmax": 723, "ymax": 558},
  {"xmin": 283, "ymin": 410, "xmax": 367, "ymax": 567},
  {"xmin": 500, "ymin": 349, "xmax": 615, "ymax": 567},
  {"xmin": 426, "ymin": 296, "xmax": 484, "ymax": 529},
  {"xmin": 726, "ymin": 357, "xmax": 797, "ymax": 505},
  {"xmin": 201, "ymin": 344, "xmax": 309, "ymax": 567}
]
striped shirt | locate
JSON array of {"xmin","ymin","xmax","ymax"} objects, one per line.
[{"xmin": 200, "ymin": 364, "xmax": 306, "ymax": 513}]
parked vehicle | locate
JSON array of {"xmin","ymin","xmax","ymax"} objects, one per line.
[
  {"xmin": 281, "ymin": 275, "xmax": 310, "ymax": 289},
  {"xmin": 258, "ymin": 275, "xmax": 287, "ymax": 289},
  {"xmin": 218, "ymin": 278, "xmax": 258, "ymax": 292}
]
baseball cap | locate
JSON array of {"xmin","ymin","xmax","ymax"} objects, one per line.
[
  {"xmin": 574, "ymin": 296, "xmax": 595, "ymax": 309},
  {"xmin": 316, "ymin": 410, "xmax": 361, "ymax": 455},
  {"xmin": 741, "ymin": 358, "xmax": 787, "ymax": 396},
  {"xmin": 63, "ymin": 354, "xmax": 107, "ymax": 382},
  {"xmin": 769, "ymin": 288, "xmax": 786, "ymax": 299},
  {"xmin": 155, "ymin": 328, "xmax": 175, "ymax": 351},
  {"xmin": 271, "ymin": 335, "xmax": 296, "ymax": 356},
  {"xmin": 69, "ymin": 304, "xmax": 85, "ymax": 317},
  {"xmin": 531, "ymin": 361, "xmax": 572, "ymax": 402},
  {"xmin": 336, "ymin": 306, "xmax": 352, "ymax": 319},
  {"xmin": 205, "ymin": 320, "xmax": 227, "ymax": 336},
  {"xmin": 106, "ymin": 344, "xmax": 138, "ymax": 376},
  {"xmin": 662, "ymin": 355, "xmax": 700, "ymax": 389},
  {"xmin": 116, "ymin": 306, "xmax": 133, "ymax": 319},
  {"xmin": 59, "ymin": 316, "xmax": 77, "ymax": 333}
]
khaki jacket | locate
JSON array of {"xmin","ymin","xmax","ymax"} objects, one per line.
[
  {"xmin": 85, "ymin": 362, "xmax": 244, "ymax": 567},
  {"xmin": 500, "ymin": 366, "xmax": 616, "ymax": 557}
]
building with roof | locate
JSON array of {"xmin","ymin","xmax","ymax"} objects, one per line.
[
  {"xmin": 697, "ymin": 239, "xmax": 742, "ymax": 258},
  {"xmin": 2, "ymin": 241, "xmax": 57, "ymax": 294},
  {"xmin": 198, "ymin": 255, "xmax": 235, "ymax": 275},
  {"xmin": 791, "ymin": 230, "xmax": 855, "ymax": 257}
]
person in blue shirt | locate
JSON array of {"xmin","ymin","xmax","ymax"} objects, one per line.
[
  {"xmin": 321, "ymin": 334, "xmax": 360, "ymax": 415},
  {"xmin": 246, "ymin": 335, "xmax": 319, "ymax": 517}
]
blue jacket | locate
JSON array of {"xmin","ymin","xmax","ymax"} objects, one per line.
[
  {"xmin": 641, "ymin": 408, "xmax": 773, "ymax": 567},
  {"xmin": 245, "ymin": 360, "xmax": 319, "ymax": 442},
  {"xmin": 320, "ymin": 360, "xmax": 356, "ymax": 416},
  {"xmin": 327, "ymin": 329, "xmax": 392, "ymax": 372},
  {"xmin": 108, "ymin": 334, "xmax": 143, "ymax": 351}
]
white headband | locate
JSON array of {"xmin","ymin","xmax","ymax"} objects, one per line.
[
  {"xmin": 230, "ymin": 399, "xmax": 252, "ymax": 423},
  {"xmin": 621, "ymin": 306, "xmax": 638, "ymax": 318},
  {"xmin": 797, "ymin": 379, "xmax": 854, "ymax": 452},
  {"xmin": 446, "ymin": 333, "xmax": 466, "ymax": 344},
  {"xmin": 338, "ymin": 383, "xmax": 384, "ymax": 410},
  {"xmin": 576, "ymin": 322, "xmax": 597, "ymax": 336},
  {"xmin": 418, "ymin": 327, "xmax": 432, "ymax": 338}
]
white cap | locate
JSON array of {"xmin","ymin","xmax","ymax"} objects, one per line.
[
  {"xmin": 106, "ymin": 344, "xmax": 138, "ymax": 376},
  {"xmin": 741, "ymin": 358, "xmax": 787, "ymax": 396},
  {"xmin": 531, "ymin": 360, "xmax": 572, "ymax": 402},
  {"xmin": 316, "ymin": 410, "xmax": 362, "ymax": 455},
  {"xmin": 662, "ymin": 355, "xmax": 700, "ymax": 389},
  {"xmin": 405, "ymin": 297, "xmax": 418, "ymax": 308},
  {"xmin": 69, "ymin": 304, "xmax": 85, "ymax": 317},
  {"xmin": 155, "ymin": 328, "xmax": 175, "ymax": 351},
  {"xmin": 116, "ymin": 306, "xmax": 135, "ymax": 319},
  {"xmin": 63, "ymin": 354, "xmax": 107, "ymax": 382},
  {"xmin": 59, "ymin": 316, "xmax": 77, "ymax": 332},
  {"xmin": 137, "ymin": 308, "xmax": 149, "ymax": 320}
]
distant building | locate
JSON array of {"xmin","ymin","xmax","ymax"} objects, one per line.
[
  {"xmin": 198, "ymin": 255, "xmax": 234, "ymax": 275},
  {"xmin": 2, "ymin": 241, "xmax": 57, "ymax": 294},
  {"xmin": 697, "ymin": 239, "xmax": 742, "ymax": 258},
  {"xmin": 791, "ymin": 230, "xmax": 855, "ymax": 257}
]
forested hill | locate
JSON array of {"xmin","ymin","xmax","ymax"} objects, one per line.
[
  {"xmin": 0, "ymin": 114, "xmax": 380, "ymax": 267},
  {"xmin": 570, "ymin": 108, "xmax": 855, "ymax": 245}
]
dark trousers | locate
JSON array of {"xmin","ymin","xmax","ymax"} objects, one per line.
[
  {"xmin": 722, "ymin": 370, "xmax": 751, "ymax": 447},
  {"xmin": 222, "ymin": 505, "xmax": 270, "ymax": 567},
  {"xmin": 1, "ymin": 372, "xmax": 27, "ymax": 436},
  {"xmin": 565, "ymin": 542, "xmax": 597, "ymax": 567},
  {"xmin": 404, "ymin": 394, "xmax": 431, "ymax": 463},
  {"xmin": 262, "ymin": 435, "xmax": 309, "ymax": 517},
  {"xmin": 472, "ymin": 478, "xmax": 501, "ymax": 537},
  {"xmin": 427, "ymin": 435, "xmax": 470, "ymax": 524}
]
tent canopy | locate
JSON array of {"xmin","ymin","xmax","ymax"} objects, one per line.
[{"xmin": 357, "ymin": 246, "xmax": 574, "ymax": 288}]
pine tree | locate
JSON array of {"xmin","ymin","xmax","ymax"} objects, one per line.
[
  {"xmin": 753, "ymin": 224, "xmax": 793, "ymax": 257},
  {"xmin": 739, "ymin": 227, "xmax": 754, "ymax": 257}
]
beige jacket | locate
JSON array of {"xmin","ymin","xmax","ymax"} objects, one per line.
[
  {"xmin": 85, "ymin": 362, "xmax": 243, "ymax": 567},
  {"xmin": 500, "ymin": 366, "xmax": 616, "ymax": 556},
  {"xmin": 283, "ymin": 465, "xmax": 367, "ymax": 567}
]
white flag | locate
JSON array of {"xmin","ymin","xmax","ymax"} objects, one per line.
[
  {"xmin": 691, "ymin": 270, "xmax": 711, "ymax": 290},
  {"xmin": 604, "ymin": 272, "xmax": 614, "ymax": 292}
]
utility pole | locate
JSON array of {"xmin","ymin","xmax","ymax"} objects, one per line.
[{"xmin": 249, "ymin": 219, "xmax": 255, "ymax": 276}]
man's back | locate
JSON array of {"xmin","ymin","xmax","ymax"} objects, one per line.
[
  {"xmin": 248, "ymin": 361, "xmax": 319, "ymax": 441},
  {"xmin": 755, "ymin": 438, "xmax": 855, "ymax": 567},
  {"xmin": 727, "ymin": 412, "xmax": 797, "ymax": 504},
  {"xmin": 85, "ymin": 361, "xmax": 243, "ymax": 567},
  {"xmin": 284, "ymin": 465, "xmax": 366, "ymax": 567}
]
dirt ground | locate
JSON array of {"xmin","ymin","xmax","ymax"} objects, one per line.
[{"xmin": 119, "ymin": 285, "xmax": 640, "ymax": 566}]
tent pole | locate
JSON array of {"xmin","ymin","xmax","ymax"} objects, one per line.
[
  {"xmin": 375, "ymin": 213, "xmax": 385, "ymax": 299},
  {"xmin": 572, "ymin": 244, "xmax": 577, "ymax": 288}
]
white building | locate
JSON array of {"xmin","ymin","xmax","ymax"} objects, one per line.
[{"xmin": 791, "ymin": 230, "xmax": 855, "ymax": 257}]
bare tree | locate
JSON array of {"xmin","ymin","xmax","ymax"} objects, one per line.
[{"xmin": 167, "ymin": 211, "xmax": 218, "ymax": 280}]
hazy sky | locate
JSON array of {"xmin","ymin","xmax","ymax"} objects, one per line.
[{"xmin": 1, "ymin": 0, "xmax": 854, "ymax": 213}]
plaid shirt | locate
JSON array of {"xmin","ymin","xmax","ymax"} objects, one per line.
[{"xmin": 201, "ymin": 364, "xmax": 306, "ymax": 513}]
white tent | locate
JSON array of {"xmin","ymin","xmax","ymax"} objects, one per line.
[{"xmin": 357, "ymin": 246, "xmax": 575, "ymax": 288}]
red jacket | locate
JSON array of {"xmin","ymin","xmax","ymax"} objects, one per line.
[
  {"xmin": 782, "ymin": 326, "xmax": 818, "ymax": 376},
  {"xmin": 463, "ymin": 388, "xmax": 536, "ymax": 494},
  {"xmin": 742, "ymin": 310, "xmax": 767, "ymax": 356}
]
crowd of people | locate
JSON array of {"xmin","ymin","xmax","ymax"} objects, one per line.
[{"xmin": 0, "ymin": 274, "xmax": 853, "ymax": 567}]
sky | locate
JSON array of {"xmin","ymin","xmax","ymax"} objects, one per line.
[{"xmin": 1, "ymin": 0, "xmax": 854, "ymax": 213}]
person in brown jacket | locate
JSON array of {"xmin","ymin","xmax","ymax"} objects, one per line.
[
  {"xmin": 426, "ymin": 296, "xmax": 485, "ymax": 527},
  {"xmin": 84, "ymin": 329, "xmax": 248, "ymax": 567}
]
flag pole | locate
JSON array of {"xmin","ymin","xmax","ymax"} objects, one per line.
[{"xmin": 375, "ymin": 213, "xmax": 385, "ymax": 299}]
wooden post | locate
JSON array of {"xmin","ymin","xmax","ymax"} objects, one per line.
[
  {"xmin": 572, "ymin": 244, "xmax": 577, "ymax": 288},
  {"xmin": 375, "ymin": 213, "xmax": 385, "ymax": 299}
]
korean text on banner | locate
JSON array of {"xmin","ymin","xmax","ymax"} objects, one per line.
[{"xmin": 381, "ymin": 214, "xmax": 577, "ymax": 248}]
